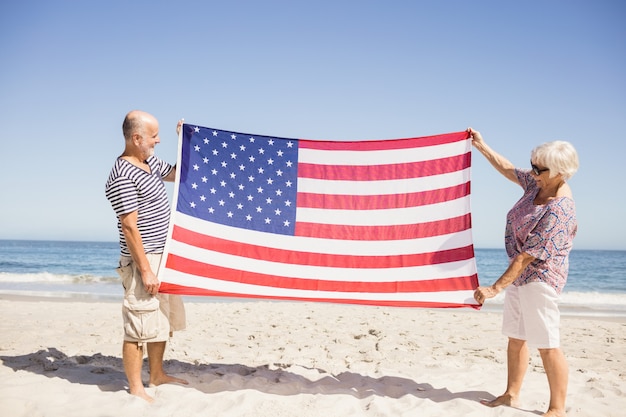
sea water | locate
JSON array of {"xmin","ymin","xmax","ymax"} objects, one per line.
[{"xmin": 0, "ymin": 240, "xmax": 624, "ymax": 317}]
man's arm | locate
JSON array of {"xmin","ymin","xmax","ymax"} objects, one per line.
[
  {"xmin": 119, "ymin": 210, "xmax": 160, "ymax": 295},
  {"xmin": 163, "ymin": 165, "xmax": 176, "ymax": 182},
  {"xmin": 162, "ymin": 118, "xmax": 184, "ymax": 183}
]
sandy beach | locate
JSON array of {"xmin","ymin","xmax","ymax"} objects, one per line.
[{"xmin": 0, "ymin": 296, "xmax": 623, "ymax": 417}]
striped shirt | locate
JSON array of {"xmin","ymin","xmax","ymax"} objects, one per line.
[{"xmin": 105, "ymin": 156, "xmax": 174, "ymax": 256}]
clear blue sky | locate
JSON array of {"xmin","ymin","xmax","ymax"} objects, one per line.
[{"xmin": 1, "ymin": 1, "xmax": 624, "ymax": 250}]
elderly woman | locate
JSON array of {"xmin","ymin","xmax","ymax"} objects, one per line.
[{"xmin": 468, "ymin": 128, "xmax": 579, "ymax": 417}]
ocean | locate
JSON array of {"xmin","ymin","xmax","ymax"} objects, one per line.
[{"xmin": 0, "ymin": 240, "xmax": 624, "ymax": 317}]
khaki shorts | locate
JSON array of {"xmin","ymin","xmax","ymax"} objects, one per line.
[
  {"xmin": 117, "ymin": 254, "xmax": 186, "ymax": 344},
  {"xmin": 502, "ymin": 282, "xmax": 560, "ymax": 349}
]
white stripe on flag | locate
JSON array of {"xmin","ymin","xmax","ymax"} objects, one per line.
[
  {"xmin": 297, "ymin": 168, "xmax": 470, "ymax": 195},
  {"xmin": 296, "ymin": 197, "xmax": 470, "ymax": 225},
  {"xmin": 172, "ymin": 211, "xmax": 473, "ymax": 256},
  {"xmin": 165, "ymin": 237, "xmax": 477, "ymax": 283},
  {"xmin": 298, "ymin": 140, "xmax": 469, "ymax": 165},
  {"xmin": 160, "ymin": 268, "xmax": 477, "ymax": 304}
]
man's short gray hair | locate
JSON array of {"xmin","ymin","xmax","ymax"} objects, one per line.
[{"xmin": 122, "ymin": 111, "xmax": 145, "ymax": 140}]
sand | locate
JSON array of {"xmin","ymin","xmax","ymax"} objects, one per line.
[{"xmin": 0, "ymin": 296, "xmax": 624, "ymax": 416}]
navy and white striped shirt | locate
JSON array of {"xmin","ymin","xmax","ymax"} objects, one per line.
[{"xmin": 105, "ymin": 156, "xmax": 174, "ymax": 256}]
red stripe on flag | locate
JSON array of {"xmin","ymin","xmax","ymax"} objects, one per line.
[
  {"xmin": 297, "ymin": 182, "xmax": 470, "ymax": 210},
  {"xmin": 299, "ymin": 131, "xmax": 471, "ymax": 151},
  {"xmin": 164, "ymin": 253, "xmax": 477, "ymax": 293},
  {"xmin": 295, "ymin": 213, "xmax": 471, "ymax": 240},
  {"xmin": 171, "ymin": 225, "xmax": 474, "ymax": 269},
  {"xmin": 298, "ymin": 153, "xmax": 471, "ymax": 180},
  {"xmin": 158, "ymin": 282, "xmax": 480, "ymax": 309}
]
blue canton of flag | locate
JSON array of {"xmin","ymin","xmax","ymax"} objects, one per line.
[{"xmin": 177, "ymin": 126, "xmax": 300, "ymax": 235}]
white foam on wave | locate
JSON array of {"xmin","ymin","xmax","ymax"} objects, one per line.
[
  {"xmin": 0, "ymin": 271, "xmax": 118, "ymax": 284},
  {"xmin": 483, "ymin": 290, "xmax": 626, "ymax": 308},
  {"xmin": 0, "ymin": 272, "xmax": 625, "ymax": 316},
  {"xmin": 559, "ymin": 291, "xmax": 626, "ymax": 311},
  {"xmin": 0, "ymin": 289, "xmax": 120, "ymax": 301}
]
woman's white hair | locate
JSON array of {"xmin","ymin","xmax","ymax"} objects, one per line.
[{"xmin": 531, "ymin": 140, "xmax": 579, "ymax": 180}]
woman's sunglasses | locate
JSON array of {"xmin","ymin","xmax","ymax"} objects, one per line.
[{"xmin": 531, "ymin": 161, "xmax": 549, "ymax": 176}]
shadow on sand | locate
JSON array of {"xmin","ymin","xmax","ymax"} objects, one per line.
[{"xmin": 1, "ymin": 347, "xmax": 541, "ymax": 412}]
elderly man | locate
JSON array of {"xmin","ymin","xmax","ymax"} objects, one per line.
[{"xmin": 105, "ymin": 110, "xmax": 187, "ymax": 401}]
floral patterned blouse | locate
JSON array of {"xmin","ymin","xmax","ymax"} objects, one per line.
[{"xmin": 504, "ymin": 169, "xmax": 577, "ymax": 294}]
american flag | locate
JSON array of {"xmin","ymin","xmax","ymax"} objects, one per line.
[{"xmin": 158, "ymin": 124, "xmax": 480, "ymax": 308}]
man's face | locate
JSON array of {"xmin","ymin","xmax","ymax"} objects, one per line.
[{"xmin": 138, "ymin": 119, "xmax": 160, "ymax": 158}]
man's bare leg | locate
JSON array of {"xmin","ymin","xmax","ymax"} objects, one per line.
[
  {"xmin": 539, "ymin": 347, "xmax": 568, "ymax": 417},
  {"xmin": 122, "ymin": 341, "xmax": 153, "ymax": 402},
  {"xmin": 482, "ymin": 337, "xmax": 528, "ymax": 408},
  {"xmin": 146, "ymin": 341, "xmax": 189, "ymax": 387}
]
